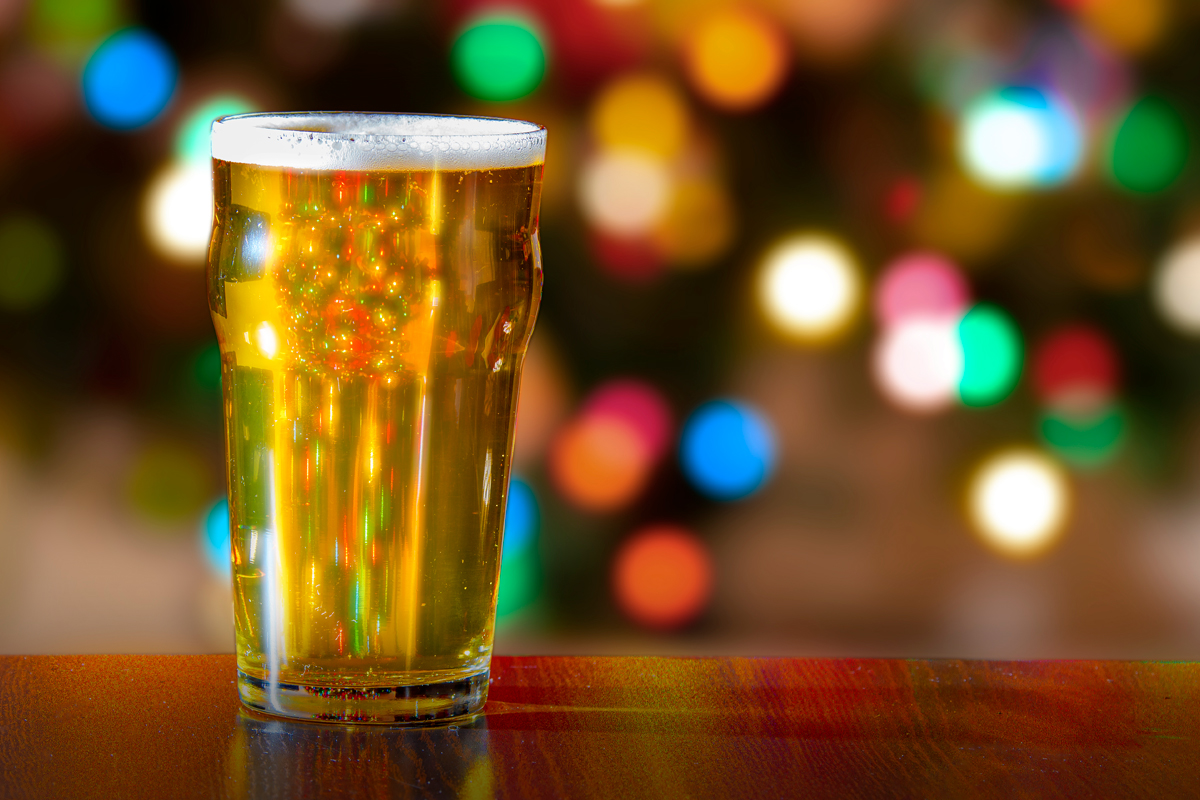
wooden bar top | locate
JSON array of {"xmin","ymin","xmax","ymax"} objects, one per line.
[{"xmin": 2, "ymin": 654, "xmax": 1199, "ymax": 798}]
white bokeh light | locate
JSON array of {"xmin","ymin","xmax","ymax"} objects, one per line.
[
  {"xmin": 759, "ymin": 234, "xmax": 860, "ymax": 341},
  {"xmin": 578, "ymin": 149, "xmax": 671, "ymax": 237},
  {"xmin": 1154, "ymin": 236, "xmax": 1200, "ymax": 334},
  {"xmin": 143, "ymin": 161, "xmax": 212, "ymax": 265},
  {"xmin": 872, "ymin": 316, "xmax": 964, "ymax": 413},
  {"xmin": 968, "ymin": 449, "xmax": 1070, "ymax": 558},
  {"xmin": 959, "ymin": 89, "xmax": 1081, "ymax": 190}
]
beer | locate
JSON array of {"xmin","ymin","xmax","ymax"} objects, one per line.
[{"xmin": 208, "ymin": 114, "xmax": 544, "ymax": 722}]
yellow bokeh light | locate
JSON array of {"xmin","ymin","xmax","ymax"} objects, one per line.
[
  {"xmin": 758, "ymin": 234, "xmax": 861, "ymax": 343},
  {"xmin": 653, "ymin": 175, "xmax": 735, "ymax": 268},
  {"xmin": 967, "ymin": 449, "xmax": 1070, "ymax": 559},
  {"xmin": 143, "ymin": 161, "xmax": 212, "ymax": 265},
  {"xmin": 1077, "ymin": 0, "xmax": 1168, "ymax": 56},
  {"xmin": 683, "ymin": 7, "xmax": 789, "ymax": 111},
  {"xmin": 590, "ymin": 73, "xmax": 690, "ymax": 159}
]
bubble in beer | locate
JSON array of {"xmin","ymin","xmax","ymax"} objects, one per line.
[
  {"xmin": 967, "ymin": 448, "xmax": 1070, "ymax": 558},
  {"xmin": 682, "ymin": 7, "xmax": 789, "ymax": 111},
  {"xmin": 200, "ymin": 496, "xmax": 231, "ymax": 579},
  {"xmin": 143, "ymin": 161, "xmax": 212, "ymax": 264},
  {"xmin": 82, "ymin": 28, "xmax": 177, "ymax": 129},
  {"xmin": 451, "ymin": 13, "xmax": 546, "ymax": 102},
  {"xmin": 758, "ymin": 234, "xmax": 861, "ymax": 343},
  {"xmin": 613, "ymin": 525, "xmax": 712, "ymax": 629},
  {"xmin": 176, "ymin": 94, "xmax": 255, "ymax": 164},
  {"xmin": 0, "ymin": 214, "xmax": 64, "ymax": 311},
  {"xmin": 680, "ymin": 399, "xmax": 776, "ymax": 500}
]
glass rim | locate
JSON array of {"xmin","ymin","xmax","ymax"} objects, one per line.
[{"xmin": 210, "ymin": 111, "xmax": 546, "ymax": 171}]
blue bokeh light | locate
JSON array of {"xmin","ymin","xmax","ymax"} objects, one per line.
[
  {"xmin": 680, "ymin": 400, "xmax": 777, "ymax": 500},
  {"xmin": 82, "ymin": 28, "xmax": 177, "ymax": 129},
  {"xmin": 502, "ymin": 477, "xmax": 538, "ymax": 560},
  {"xmin": 200, "ymin": 496, "xmax": 231, "ymax": 579}
]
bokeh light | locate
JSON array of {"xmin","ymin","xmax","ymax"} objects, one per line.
[
  {"xmin": 1039, "ymin": 405, "xmax": 1125, "ymax": 469},
  {"xmin": 579, "ymin": 149, "xmax": 671, "ymax": 237},
  {"xmin": 680, "ymin": 399, "xmax": 776, "ymax": 501},
  {"xmin": 199, "ymin": 496, "xmax": 230, "ymax": 579},
  {"xmin": 191, "ymin": 342, "xmax": 223, "ymax": 393},
  {"xmin": 1075, "ymin": 0, "xmax": 1168, "ymax": 55},
  {"xmin": 82, "ymin": 28, "xmax": 177, "ymax": 129},
  {"xmin": 874, "ymin": 251, "xmax": 970, "ymax": 329},
  {"xmin": 590, "ymin": 73, "xmax": 689, "ymax": 159},
  {"xmin": 28, "ymin": 0, "xmax": 122, "ymax": 60},
  {"xmin": 653, "ymin": 175, "xmax": 735, "ymax": 268},
  {"xmin": 967, "ymin": 449, "xmax": 1070, "ymax": 558},
  {"xmin": 550, "ymin": 413, "xmax": 652, "ymax": 512},
  {"xmin": 1032, "ymin": 324, "xmax": 1120, "ymax": 407},
  {"xmin": 497, "ymin": 477, "xmax": 539, "ymax": 618},
  {"xmin": 959, "ymin": 87, "xmax": 1083, "ymax": 189},
  {"xmin": 612, "ymin": 525, "xmax": 712, "ymax": 629},
  {"xmin": 873, "ymin": 317, "xmax": 964, "ymax": 414},
  {"xmin": 175, "ymin": 94, "xmax": 255, "ymax": 164},
  {"xmin": 450, "ymin": 14, "xmax": 546, "ymax": 103},
  {"xmin": 683, "ymin": 7, "xmax": 788, "ymax": 112},
  {"xmin": 1154, "ymin": 236, "xmax": 1200, "ymax": 335},
  {"xmin": 0, "ymin": 214, "xmax": 64, "ymax": 311},
  {"xmin": 583, "ymin": 379, "xmax": 673, "ymax": 462},
  {"xmin": 957, "ymin": 304, "xmax": 1022, "ymax": 407},
  {"xmin": 913, "ymin": 167, "xmax": 1019, "ymax": 261},
  {"xmin": 125, "ymin": 441, "xmax": 211, "ymax": 524},
  {"xmin": 758, "ymin": 234, "xmax": 861, "ymax": 343},
  {"xmin": 143, "ymin": 161, "xmax": 212, "ymax": 264},
  {"xmin": 285, "ymin": 0, "xmax": 378, "ymax": 30},
  {"xmin": 1109, "ymin": 97, "xmax": 1188, "ymax": 193}
]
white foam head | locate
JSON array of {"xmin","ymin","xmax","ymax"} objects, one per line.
[{"xmin": 210, "ymin": 112, "xmax": 546, "ymax": 171}]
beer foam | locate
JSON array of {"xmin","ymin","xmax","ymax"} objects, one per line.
[{"xmin": 210, "ymin": 112, "xmax": 546, "ymax": 171}]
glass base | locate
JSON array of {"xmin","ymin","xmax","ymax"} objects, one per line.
[{"xmin": 237, "ymin": 669, "xmax": 489, "ymax": 725}]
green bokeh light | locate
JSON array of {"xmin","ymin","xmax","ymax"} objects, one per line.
[
  {"xmin": 450, "ymin": 16, "xmax": 545, "ymax": 102},
  {"xmin": 176, "ymin": 95, "xmax": 255, "ymax": 163},
  {"xmin": 32, "ymin": 0, "xmax": 120, "ymax": 39},
  {"xmin": 0, "ymin": 215, "xmax": 65, "ymax": 311},
  {"xmin": 958, "ymin": 303, "xmax": 1022, "ymax": 407},
  {"xmin": 497, "ymin": 546, "xmax": 539, "ymax": 618},
  {"xmin": 1039, "ymin": 404, "xmax": 1125, "ymax": 469},
  {"xmin": 1109, "ymin": 97, "xmax": 1188, "ymax": 193},
  {"xmin": 192, "ymin": 342, "xmax": 223, "ymax": 393}
]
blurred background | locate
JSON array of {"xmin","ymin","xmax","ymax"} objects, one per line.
[{"xmin": 2, "ymin": 0, "xmax": 1200, "ymax": 659}]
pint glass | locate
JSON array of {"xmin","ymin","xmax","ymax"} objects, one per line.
[{"xmin": 207, "ymin": 113, "xmax": 545, "ymax": 723}]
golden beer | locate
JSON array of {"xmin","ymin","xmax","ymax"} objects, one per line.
[{"xmin": 207, "ymin": 113, "xmax": 544, "ymax": 722}]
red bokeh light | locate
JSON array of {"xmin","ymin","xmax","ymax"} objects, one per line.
[
  {"xmin": 612, "ymin": 525, "xmax": 712, "ymax": 629},
  {"xmin": 583, "ymin": 378, "xmax": 673, "ymax": 461},
  {"xmin": 549, "ymin": 413, "xmax": 651, "ymax": 512},
  {"xmin": 1032, "ymin": 324, "xmax": 1120, "ymax": 405}
]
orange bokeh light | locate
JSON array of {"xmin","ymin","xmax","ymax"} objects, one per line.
[
  {"xmin": 549, "ymin": 413, "xmax": 651, "ymax": 512},
  {"xmin": 683, "ymin": 8, "xmax": 789, "ymax": 112},
  {"xmin": 612, "ymin": 525, "xmax": 713, "ymax": 629}
]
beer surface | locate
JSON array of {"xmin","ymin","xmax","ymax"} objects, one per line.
[{"xmin": 209, "ymin": 159, "xmax": 542, "ymax": 688}]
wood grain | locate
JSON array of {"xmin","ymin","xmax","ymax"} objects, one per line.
[{"xmin": 1, "ymin": 655, "xmax": 1198, "ymax": 798}]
